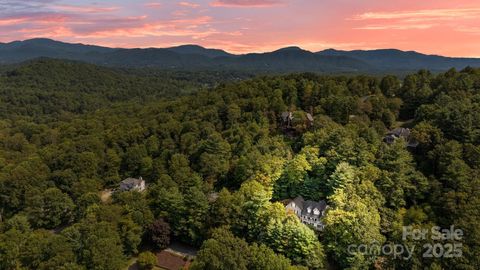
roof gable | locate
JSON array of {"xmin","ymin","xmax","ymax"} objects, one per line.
[{"xmin": 289, "ymin": 196, "xmax": 327, "ymax": 215}]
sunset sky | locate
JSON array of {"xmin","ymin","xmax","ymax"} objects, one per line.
[{"xmin": 1, "ymin": 0, "xmax": 480, "ymax": 56}]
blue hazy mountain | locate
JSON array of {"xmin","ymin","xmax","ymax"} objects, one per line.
[{"xmin": 1, "ymin": 38, "xmax": 479, "ymax": 73}]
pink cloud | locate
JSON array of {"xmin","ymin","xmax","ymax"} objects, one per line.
[
  {"xmin": 351, "ymin": 8, "xmax": 480, "ymax": 31},
  {"xmin": 179, "ymin": 2, "xmax": 200, "ymax": 8},
  {"xmin": 144, "ymin": 2, "xmax": 162, "ymax": 8},
  {"xmin": 18, "ymin": 26, "xmax": 74, "ymax": 39},
  {"xmin": 53, "ymin": 4, "xmax": 120, "ymax": 13},
  {"xmin": 73, "ymin": 16, "xmax": 215, "ymax": 40},
  {"xmin": 0, "ymin": 13, "xmax": 69, "ymax": 26},
  {"xmin": 353, "ymin": 8, "xmax": 480, "ymax": 21},
  {"xmin": 457, "ymin": 26, "xmax": 480, "ymax": 35},
  {"xmin": 355, "ymin": 24, "xmax": 435, "ymax": 30},
  {"xmin": 172, "ymin": 10, "xmax": 190, "ymax": 17},
  {"xmin": 0, "ymin": 17, "xmax": 28, "ymax": 26},
  {"xmin": 210, "ymin": 0, "xmax": 283, "ymax": 7}
]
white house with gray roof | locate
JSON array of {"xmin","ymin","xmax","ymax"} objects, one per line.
[{"xmin": 285, "ymin": 196, "xmax": 327, "ymax": 230}]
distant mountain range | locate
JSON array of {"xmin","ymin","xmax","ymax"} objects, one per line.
[{"xmin": 1, "ymin": 38, "xmax": 480, "ymax": 73}]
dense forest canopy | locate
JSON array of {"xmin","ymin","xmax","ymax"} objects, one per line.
[
  {"xmin": 0, "ymin": 59, "xmax": 479, "ymax": 269},
  {"xmin": 0, "ymin": 59, "xmax": 252, "ymax": 121}
]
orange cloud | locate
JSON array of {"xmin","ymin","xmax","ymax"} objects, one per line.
[
  {"xmin": 355, "ymin": 24, "xmax": 435, "ymax": 30},
  {"xmin": 353, "ymin": 8, "xmax": 480, "ymax": 21},
  {"xmin": 352, "ymin": 7, "xmax": 480, "ymax": 31}
]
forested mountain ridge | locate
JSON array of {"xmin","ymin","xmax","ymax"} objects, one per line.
[
  {"xmin": 0, "ymin": 61, "xmax": 479, "ymax": 269},
  {"xmin": 2, "ymin": 38, "xmax": 480, "ymax": 73},
  {"xmin": 166, "ymin": 44, "xmax": 233, "ymax": 58},
  {"xmin": 318, "ymin": 48, "xmax": 480, "ymax": 72}
]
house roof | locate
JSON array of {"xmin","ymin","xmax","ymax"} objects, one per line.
[
  {"xmin": 387, "ymin": 128, "xmax": 410, "ymax": 138},
  {"xmin": 385, "ymin": 128, "xmax": 419, "ymax": 147},
  {"xmin": 303, "ymin": 200, "xmax": 327, "ymax": 211},
  {"xmin": 407, "ymin": 140, "xmax": 419, "ymax": 148},
  {"xmin": 121, "ymin": 177, "xmax": 143, "ymax": 186},
  {"xmin": 291, "ymin": 195, "xmax": 305, "ymax": 207},
  {"xmin": 306, "ymin": 113, "xmax": 314, "ymax": 122},
  {"xmin": 156, "ymin": 250, "xmax": 190, "ymax": 270},
  {"xmin": 289, "ymin": 196, "xmax": 327, "ymax": 217}
]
